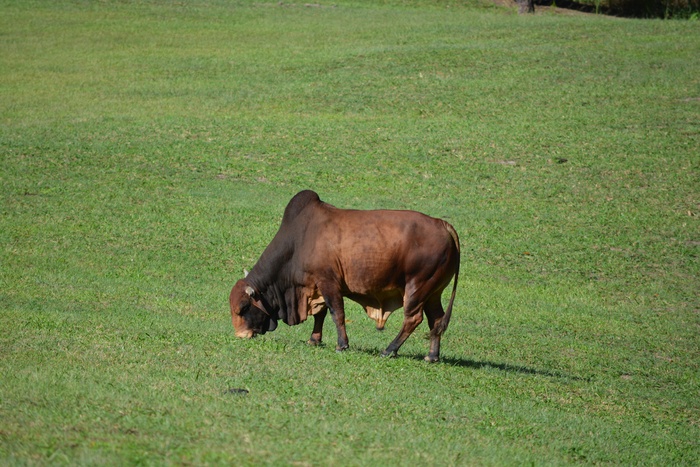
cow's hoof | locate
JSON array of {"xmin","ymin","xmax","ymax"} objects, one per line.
[
  {"xmin": 307, "ymin": 338, "xmax": 322, "ymax": 346},
  {"xmin": 335, "ymin": 345, "xmax": 349, "ymax": 352},
  {"xmin": 381, "ymin": 350, "xmax": 397, "ymax": 358},
  {"xmin": 424, "ymin": 355, "xmax": 439, "ymax": 363}
]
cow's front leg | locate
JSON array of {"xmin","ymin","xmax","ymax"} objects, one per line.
[
  {"xmin": 320, "ymin": 287, "xmax": 349, "ymax": 351},
  {"xmin": 330, "ymin": 306, "xmax": 349, "ymax": 351},
  {"xmin": 307, "ymin": 308, "xmax": 327, "ymax": 346}
]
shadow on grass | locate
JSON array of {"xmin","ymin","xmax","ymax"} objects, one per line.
[
  {"xmin": 439, "ymin": 356, "xmax": 590, "ymax": 381},
  {"xmin": 350, "ymin": 345, "xmax": 589, "ymax": 381}
]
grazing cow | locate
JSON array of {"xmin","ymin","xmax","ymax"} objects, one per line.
[{"xmin": 229, "ymin": 190, "xmax": 460, "ymax": 362}]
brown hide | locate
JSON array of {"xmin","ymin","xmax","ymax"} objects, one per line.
[
  {"xmin": 230, "ymin": 190, "xmax": 460, "ymax": 362},
  {"xmin": 298, "ymin": 206, "xmax": 454, "ymax": 320}
]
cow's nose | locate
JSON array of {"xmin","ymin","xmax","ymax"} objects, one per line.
[{"xmin": 235, "ymin": 330, "xmax": 255, "ymax": 339}]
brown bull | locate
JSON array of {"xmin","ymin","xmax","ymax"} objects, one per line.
[{"xmin": 229, "ymin": 190, "xmax": 460, "ymax": 362}]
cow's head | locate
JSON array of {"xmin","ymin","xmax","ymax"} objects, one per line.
[{"xmin": 229, "ymin": 279, "xmax": 277, "ymax": 338}]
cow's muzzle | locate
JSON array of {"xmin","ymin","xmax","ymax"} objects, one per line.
[
  {"xmin": 235, "ymin": 329, "xmax": 256, "ymax": 339},
  {"xmin": 234, "ymin": 318, "xmax": 277, "ymax": 339}
]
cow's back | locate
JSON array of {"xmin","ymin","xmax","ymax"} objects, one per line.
[{"xmin": 302, "ymin": 206, "xmax": 456, "ymax": 296}]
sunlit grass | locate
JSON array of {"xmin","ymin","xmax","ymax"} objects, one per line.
[{"xmin": 1, "ymin": 0, "xmax": 698, "ymax": 464}]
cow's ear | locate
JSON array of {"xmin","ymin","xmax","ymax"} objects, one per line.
[
  {"xmin": 244, "ymin": 269, "xmax": 249, "ymax": 278},
  {"xmin": 245, "ymin": 285, "xmax": 256, "ymax": 298}
]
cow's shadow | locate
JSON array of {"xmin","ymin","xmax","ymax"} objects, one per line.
[
  {"xmin": 349, "ymin": 345, "xmax": 588, "ymax": 381},
  {"xmin": 438, "ymin": 356, "xmax": 588, "ymax": 381}
]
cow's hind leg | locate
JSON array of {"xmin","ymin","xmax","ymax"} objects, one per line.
[
  {"xmin": 381, "ymin": 300, "xmax": 423, "ymax": 359},
  {"xmin": 307, "ymin": 307, "xmax": 327, "ymax": 346},
  {"xmin": 423, "ymin": 295, "xmax": 445, "ymax": 363}
]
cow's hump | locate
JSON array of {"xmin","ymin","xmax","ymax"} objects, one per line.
[{"xmin": 282, "ymin": 190, "xmax": 321, "ymax": 224}]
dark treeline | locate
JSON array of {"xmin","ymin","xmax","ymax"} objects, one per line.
[{"xmin": 530, "ymin": 0, "xmax": 699, "ymax": 17}]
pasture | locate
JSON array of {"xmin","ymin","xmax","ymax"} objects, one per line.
[{"xmin": 1, "ymin": 0, "xmax": 698, "ymax": 464}]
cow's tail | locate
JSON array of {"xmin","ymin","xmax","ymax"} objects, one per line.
[{"xmin": 431, "ymin": 222, "xmax": 460, "ymax": 338}]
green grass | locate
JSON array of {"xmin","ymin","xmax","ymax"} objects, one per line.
[{"xmin": 1, "ymin": 0, "xmax": 699, "ymax": 464}]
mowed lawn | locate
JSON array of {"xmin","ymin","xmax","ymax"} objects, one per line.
[{"xmin": 1, "ymin": 0, "xmax": 698, "ymax": 464}]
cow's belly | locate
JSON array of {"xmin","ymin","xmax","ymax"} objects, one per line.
[
  {"xmin": 346, "ymin": 289, "xmax": 403, "ymax": 311},
  {"xmin": 346, "ymin": 290, "xmax": 403, "ymax": 330}
]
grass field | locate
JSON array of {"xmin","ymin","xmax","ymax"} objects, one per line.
[{"xmin": 1, "ymin": 0, "xmax": 699, "ymax": 464}]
